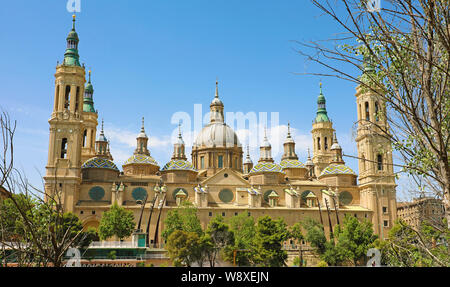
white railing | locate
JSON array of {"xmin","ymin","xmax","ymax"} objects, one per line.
[{"xmin": 88, "ymin": 241, "xmax": 138, "ymax": 249}]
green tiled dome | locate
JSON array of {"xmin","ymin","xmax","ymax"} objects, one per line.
[
  {"xmin": 82, "ymin": 157, "xmax": 119, "ymax": 171},
  {"xmin": 249, "ymin": 162, "xmax": 284, "ymax": 174},
  {"xmin": 123, "ymin": 154, "xmax": 159, "ymax": 167},
  {"xmin": 319, "ymin": 163, "xmax": 355, "ymax": 177},
  {"xmin": 280, "ymin": 159, "xmax": 306, "ymax": 169},
  {"xmin": 162, "ymin": 159, "xmax": 197, "ymax": 172}
]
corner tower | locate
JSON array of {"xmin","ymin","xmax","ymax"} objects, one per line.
[
  {"xmin": 311, "ymin": 83, "xmax": 335, "ymax": 176},
  {"xmin": 44, "ymin": 15, "xmax": 86, "ymax": 212},
  {"xmin": 356, "ymin": 69, "xmax": 397, "ymax": 238},
  {"xmin": 81, "ymin": 70, "xmax": 98, "ymax": 163}
]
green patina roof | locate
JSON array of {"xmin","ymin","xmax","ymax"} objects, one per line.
[
  {"xmin": 315, "ymin": 83, "xmax": 330, "ymax": 123},
  {"xmin": 63, "ymin": 16, "xmax": 81, "ymax": 67},
  {"xmin": 83, "ymin": 98, "xmax": 95, "ymax": 113}
]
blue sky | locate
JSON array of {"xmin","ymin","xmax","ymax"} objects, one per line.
[{"xmin": 0, "ymin": 0, "xmax": 412, "ymax": 200}]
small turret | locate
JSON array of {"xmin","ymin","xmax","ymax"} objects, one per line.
[
  {"xmin": 134, "ymin": 117, "xmax": 150, "ymax": 156},
  {"xmin": 243, "ymin": 145, "xmax": 253, "ymax": 174},
  {"xmin": 259, "ymin": 127, "xmax": 273, "ymax": 163},
  {"xmin": 281, "ymin": 122, "xmax": 298, "ymax": 161}
]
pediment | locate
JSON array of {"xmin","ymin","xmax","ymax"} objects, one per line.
[{"xmin": 201, "ymin": 168, "xmax": 250, "ymax": 186}]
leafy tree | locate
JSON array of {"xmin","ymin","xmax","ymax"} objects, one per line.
[
  {"xmin": 205, "ymin": 215, "xmax": 234, "ymax": 267},
  {"xmin": 98, "ymin": 203, "xmax": 135, "ymax": 241},
  {"xmin": 224, "ymin": 212, "xmax": 256, "ymax": 266},
  {"xmin": 302, "ymin": 217, "xmax": 327, "ymax": 254},
  {"xmin": 298, "ymin": 0, "xmax": 450, "ymax": 229},
  {"xmin": 334, "ymin": 215, "xmax": 378, "ymax": 266},
  {"xmin": 289, "ymin": 222, "xmax": 305, "ymax": 266},
  {"xmin": 253, "ymin": 216, "xmax": 289, "ymax": 267},
  {"xmin": 374, "ymin": 219, "xmax": 449, "ymax": 266},
  {"xmin": 166, "ymin": 230, "xmax": 203, "ymax": 267},
  {"xmin": 162, "ymin": 201, "xmax": 203, "ymax": 242}
]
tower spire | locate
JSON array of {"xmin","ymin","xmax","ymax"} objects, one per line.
[
  {"xmin": 64, "ymin": 14, "xmax": 81, "ymax": 66},
  {"xmin": 315, "ymin": 82, "xmax": 330, "ymax": 123},
  {"xmin": 215, "ymin": 78, "xmax": 219, "ymax": 98},
  {"xmin": 72, "ymin": 13, "xmax": 76, "ymax": 30},
  {"xmin": 83, "ymin": 70, "xmax": 95, "ymax": 113},
  {"xmin": 172, "ymin": 121, "xmax": 186, "ymax": 160}
]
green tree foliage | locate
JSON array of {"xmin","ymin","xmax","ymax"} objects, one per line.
[
  {"xmin": 0, "ymin": 194, "xmax": 95, "ymax": 266},
  {"xmin": 224, "ymin": 212, "xmax": 256, "ymax": 266},
  {"xmin": 98, "ymin": 203, "xmax": 135, "ymax": 241},
  {"xmin": 166, "ymin": 230, "xmax": 203, "ymax": 267},
  {"xmin": 302, "ymin": 216, "xmax": 377, "ymax": 266},
  {"xmin": 253, "ymin": 216, "xmax": 289, "ymax": 267},
  {"xmin": 374, "ymin": 219, "xmax": 449, "ymax": 267},
  {"xmin": 205, "ymin": 215, "xmax": 235, "ymax": 267},
  {"xmin": 333, "ymin": 215, "xmax": 378, "ymax": 266},
  {"xmin": 302, "ymin": 217, "xmax": 327, "ymax": 254},
  {"xmin": 162, "ymin": 201, "xmax": 203, "ymax": 242}
]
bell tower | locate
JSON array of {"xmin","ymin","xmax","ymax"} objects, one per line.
[
  {"xmin": 311, "ymin": 83, "xmax": 335, "ymax": 176},
  {"xmin": 81, "ymin": 70, "xmax": 98, "ymax": 163},
  {"xmin": 44, "ymin": 15, "xmax": 86, "ymax": 212},
  {"xmin": 356, "ymin": 68, "xmax": 397, "ymax": 238}
]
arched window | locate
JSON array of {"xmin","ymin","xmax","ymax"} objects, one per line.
[
  {"xmin": 375, "ymin": 102, "xmax": 380, "ymax": 121},
  {"xmin": 324, "ymin": 137, "xmax": 328, "ymax": 150},
  {"xmin": 64, "ymin": 85, "xmax": 71, "ymax": 110},
  {"xmin": 83, "ymin": 130, "xmax": 87, "ymax": 147},
  {"xmin": 218, "ymin": 155, "xmax": 223, "ymax": 168},
  {"xmin": 55, "ymin": 85, "xmax": 60, "ymax": 110},
  {"xmin": 200, "ymin": 156, "xmax": 205, "ymax": 169},
  {"xmin": 377, "ymin": 154, "xmax": 383, "ymax": 171},
  {"xmin": 365, "ymin": 102, "xmax": 370, "ymax": 121},
  {"xmin": 75, "ymin": 87, "xmax": 80, "ymax": 112},
  {"xmin": 61, "ymin": 138, "xmax": 68, "ymax": 159},
  {"xmin": 317, "ymin": 137, "xmax": 321, "ymax": 150}
]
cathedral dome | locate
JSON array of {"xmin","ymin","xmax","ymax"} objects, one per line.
[
  {"xmin": 280, "ymin": 159, "xmax": 306, "ymax": 169},
  {"xmin": 123, "ymin": 154, "xmax": 159, "ymax": 167},
  {"xmin": 249, "ymin": 162, "xmax": 284, "ymax": 174},
  {"xmin": 161, "ymin": 159, "xmax": 197, "ymax": 172},
  {"xmin": 319, "ymin": 163, "xmax": 355, "ymax": 177},
  {"xmin": 194, "ymin": 123, "xmax": 241, "ymax": 148},
  {"xmin": 82, "ymin": 157, "xmax": 119, "ymax": 171}
]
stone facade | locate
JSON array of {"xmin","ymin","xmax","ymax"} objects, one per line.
[
  {"xmin": 397, "ymin": 197, "xmax": 445, "ymax": 229},
  {"xmin": 44, "ymin": 16, "xmax": 398, "ymax": 245}
]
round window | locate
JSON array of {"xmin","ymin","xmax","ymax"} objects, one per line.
[
  {"xmin": 172, "ymin": 188, "xmax": 188, "ymax": 200},
  {"xmin": 219, "ymin": 189, "xmax": 234, "ymax": 203},
  {"xmin": 89, "ymin": 186, "xmax": 105, "ymax": 201},
  {"xmin": 263, "ymin": 190, "xmax": 277, "ymax": 202},
  {"xmin": 132, "ymin": 187, "xmax": 147, "ymax": 201},
  {"xmin": 339, "ymin": 191, "xmax": 353, "ymax": 205}
]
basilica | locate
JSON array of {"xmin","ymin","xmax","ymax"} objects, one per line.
[{"xmin": 44, "ymin": 15, "xmax": 397, "ymax": 245}]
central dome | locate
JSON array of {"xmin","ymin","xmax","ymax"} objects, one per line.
[{"xmin": 194, "ymin": 123, "xmax": 241, "ymax": 148}]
